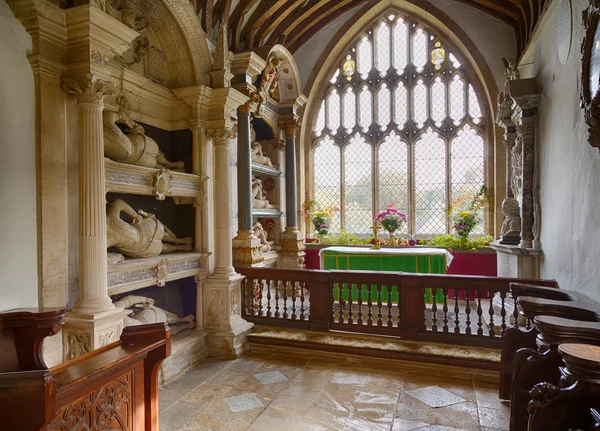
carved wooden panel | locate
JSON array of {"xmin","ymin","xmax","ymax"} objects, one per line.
[{"xmin": 48, "ymin": 371, "xmax": 132, "ymax": 431}]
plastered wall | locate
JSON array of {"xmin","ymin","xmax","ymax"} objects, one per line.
[
  {"xmin": 528, "ymin": 0, "xmax": 600, "ymax": 302},
  {"xmin": 0, "ymin": 0, "xmax": 38, "ymax": 310}
]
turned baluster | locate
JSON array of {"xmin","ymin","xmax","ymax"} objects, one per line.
[
  {"xmin": 338, "ymin": 282, "xmax": 345, "ymax": 324},
  {"xmin": 431, "ymin": 290, "xmax": 438, "ymax": 332},
  {"xmin": 274, "ymin": 279, "xmax": 280, "ymax": 318},
  {"xmin": 367, "ymin": 284, "xmax": 373, "ymax": 326},
  {"xmin": 357, "ymin": 284, "xmax": 363, "ymax": 325},
  {"xmin": 442, "ymin": 289, "xmax": 449, "ymax": 333},
  {"xmin": 348, "ymin": 285, "xmax": 354, "ymax": 324},
  {"xmin": 465, "ymin": 291, "xmax": 472, "ymax": 335},
  {"xmin": 387, "ymin": 285, "xmax": 393, "ymax": 327},
  {"xmin": 477, "ymin": 290, "xmax": 484, "ymax": 336},
  {"xmin": 282, "ymin": 280, "xmax": 289, "ymax": 319},
  {"xmin": 291, "ymin": 282, "xmax": 297, "ymax": 320},
  {"xmin": 300, "ymin": 281, "xmax": 306, "ymax": 321},
  {"xmin": 266, "ymin": 279, "xmax": 272, "ymax": 318},
  {"xmin": 454, "ymin": 288, "xmax": 460, "ymax": 334},
  {"xmin": 488, "ymin": 291, "xmax": 495, "ymax": 337}
]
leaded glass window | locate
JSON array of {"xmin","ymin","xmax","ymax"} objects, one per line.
[{"xmin": 312, "ymin": 13, "xmax": 486, "ymax": 236}]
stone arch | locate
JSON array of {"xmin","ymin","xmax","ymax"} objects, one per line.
[{"xmin": 125, "ymin": 0, "xmax": 212, "ymax": 88}]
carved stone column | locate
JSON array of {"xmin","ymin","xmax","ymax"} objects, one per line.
[
  {"xmin": 279, "ymin": 116, "xmax": 306, "ymax": 269},
  {"xmin": 61, "ymin": 74, "xmax": 128, "ymax": 359},
  {"xmin": 232, "ymin": 102, "xmax": 263, "ymax": 266},
  {"xmin": 204, "ymin": 125, "xmax": 253, "ymax": 358},
  {"xmin": 509, "ymin": 78, "xmax": 541, "ymax": 250}
]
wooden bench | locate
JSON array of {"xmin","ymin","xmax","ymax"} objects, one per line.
[
  {"xmin": 499, "ymin": 283, "xmax": 599, "ymax": 400},
  {"xmin": 0, "ymin": 308, "xmax": 171, "ymax": 431}
]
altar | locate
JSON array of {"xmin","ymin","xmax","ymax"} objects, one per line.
[{"xmin": 320, "ymin": 246, "xmax": 453, "ymax": 302}]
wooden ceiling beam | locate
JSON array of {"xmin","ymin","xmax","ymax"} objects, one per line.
[
  {"xmin": 264, "ymin": 0, "xmax": 323, "ymax": 46},
  {"xmin": 241, "ymin": 1, "xmax": 291, "ymax": 49},
  {"xmin": 253, "ymin": 0, "xmax": 309, "ymax": 47},
  {"xmin": 285, "ymin": 0, "xmax": 364, "ymax": 52},
  {"xmin": 230, "ymin": 0, "xmax": 260, "ymax": 51}
]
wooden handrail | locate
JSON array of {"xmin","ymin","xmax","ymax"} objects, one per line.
[{"xmin": 237, "ymin": 267, "xmax": 559, "ymax": 348}]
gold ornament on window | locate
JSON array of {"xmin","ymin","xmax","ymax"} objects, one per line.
[
  {"xmin": 342, "ymin": 55, "xmax": 356, "ymax": 80},
  {"xmin": 430, "ymin": 41, "xmax": 446, "ymax": 70}
]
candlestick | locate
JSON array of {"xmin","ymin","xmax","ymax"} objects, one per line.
[{"xmin": 371, "ymin": 222, "xmax": 381, "ymax": 250}]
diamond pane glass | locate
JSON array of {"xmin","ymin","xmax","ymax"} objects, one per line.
[
  {"xmin": 314, "ymin": 137, "xmax": 341, "ymax": 233},
  {"xmin": 357, "ymin": 36, "xmax": 372, "ymax": 76},
  {"xmin": 344, "ymin": 135, "xmax": 373, "ymax": 234},
  {"xmin": 394, "ymin": 83, "xmax": 408, "ymax": 129},
  {"xmin": 430, "ymin": 77, "xmax": 446, "ymax": 126},
  {"xmin": 378, "ymin": 131, "xmax": 408, "ymax": 234},
  {"xmin": 468, "ymin": 84, "xmax": 482, "ymax": 124},
  {"xmin": 375, "ymin": 21, "xmax": 391, "ymax": 75},
  {"xmin": 327, "ymin": 89, "xmax": 341, "ymax": 134},
  {"xmin": 452, "ymin": 125, "xmax": 484, "ymax": 234},
  {"xmin": 312, "ymin": 14, "xmax": 487, "ymax": 238},
  {"xmin": 358, "ymin": 86, "xmax": 373, "ymax": 130},
  {"xmin": 376, "ymin": 84, "xmax": 391, "ymax": 129},
  {"xmin": 412, "ymin": 28, "xmax": 428, "ymax": 72},
  {"xmin": 412, "ymin": 79, "xmax": 428, "ymax": 128},
  {"xmin": 392, "ymin": 19, "xmax": 408, "ymax": 73},
  {"xmin": 449, "ymin": 76, "xmax": 465, "ymax": 125},
  {"xmin": 315, "ymin": 101, "xmax": 325, "ymax": 136},
  {"xmin": 343, "ymin": 87, "xmax": 356, "ymax": 132},
  {"xmin": 415, "ymin": 129, "xmax": 447, "ymax": 234}
]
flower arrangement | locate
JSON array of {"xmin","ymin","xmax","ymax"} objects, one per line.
[
  {"xmin": 375, "ymin": 204, "xmax": 407, "ymax": 236},
  {"xmin": 450, "ymin": 186, "xmax": 486, "ymax": 239},
  {"xmin": 299, "ymin": 200, "xmax": 339, "ymax": 237}
]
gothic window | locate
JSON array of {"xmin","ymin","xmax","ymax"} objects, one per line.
[{"xmin": 312, "ymin": 13, "xmax": 486, "ymax": 236}]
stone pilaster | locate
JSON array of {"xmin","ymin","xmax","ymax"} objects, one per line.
[
  {"xmin": 205, "ymin": 125, "xmax": 253, "ymax": 358},
  {"xmin": 278, "ymin": 115, "xmax": 305, "ymax": 268},
  {"xmin": 61, "ymin": 73, "xmax": 129, "ymax": 359}
]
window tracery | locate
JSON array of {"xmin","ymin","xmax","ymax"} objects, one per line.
[{"xmin": 312, "ymin": 13, "xmax": 486, "ymax": 236}]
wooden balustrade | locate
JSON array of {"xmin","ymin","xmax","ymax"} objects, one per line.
[{"xmin": 238, "ymin": 267, "xmax": 557, "ymax": 348}]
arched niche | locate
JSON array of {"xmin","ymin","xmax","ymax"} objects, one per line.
[
  {"xmin": 254, "ymin": 44, "xmax": 303, "ymax": 105},
  {"xmin": 117, "ymin": 0, "xmax": 212, "ymax": 88},
  {"xmin": 251, "ymin": 116, "xmax": 275, "ymax": 140}
]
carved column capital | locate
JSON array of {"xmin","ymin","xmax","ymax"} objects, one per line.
[
  {"xmin": 237, "ymin": 92, "xmax": 261, "ymax": 114},
  {"xmin": 278, "ymin": 116, "xmax": 301, "ymax": 137},
  {"xmin": 61, "ymin": 74, "xmax": 115, "ymax": 106},
  {"xmin": 190, "ymin": 124, "xmax": 202, "ymax": 135},
  {"xmin": 207, "ymin": 125, "xmax": 237, "ymax": 146}
]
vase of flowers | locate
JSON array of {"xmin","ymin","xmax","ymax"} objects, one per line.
[
  {"xmin": 299, "ymin": 200, "xmax": 339, "ymax": 238},
  {"xmin": 450, "ymin": 186, "xmax": 487, "ymax": 239},
  {"xmin": 375, "ymin": 204, "xmax": 407, "ymax": 243}
]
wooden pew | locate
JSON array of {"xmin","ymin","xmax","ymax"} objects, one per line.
[
  {"xmin": 0, "ymin": 308, "xmax": 171, "ymax": 431},
  {"xmin": 499, "ymin": 282, "xmax": 599, "ymax": 400}
]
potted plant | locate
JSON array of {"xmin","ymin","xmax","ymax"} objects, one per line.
[
  {"xmin": 375, "ymin": 203, "xmax": 407, "ymax": 245},
  {"xmin": 299, "ymin": 200, "xmax": 339, "ymax": 240}
]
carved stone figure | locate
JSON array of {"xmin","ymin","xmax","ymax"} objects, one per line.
[
  {"xmin": 250, "ymin": 127, "xmax": 273, "ymax": 167},
  {"xmin": 502, "ymin": 57, "xmax": 520, "ymax": 97},
  {"xmin": 252, "ymin": 176, "xmax": 273, "ymax": 209},
  {"xmin": 113, "ymin": 295, "xmax": 195, "ymax": 335},
  {"xmin": 253, "ymin": 221, "xmax": 274, "ymax": 253},
  {"xmin": 500, "ymin": 198, "xmax": 521, "ymax": 245},
  {"xmin": 107, "ymin": 199, "xmax": 193, "ymax": 259},
  {"xmin": 103, "ymin": 109, "xmax": 185, "ymax": 170},
  {"xmin": 259, "ymin": 56, "xmax": 282, "ymax": 101},
  {"xmin": 511, "ymin": 134, "xmax": 523, "ymax": 197},
  {"xmin": 496, "ymin": 91, "xmax": 513, "ymax": 124}
]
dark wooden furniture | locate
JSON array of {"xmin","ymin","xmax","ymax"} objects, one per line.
[
  {"xmin": 499, "ymin": 283, "xmax": 599, "ymax": 400},
  {"xmin": 527, "ymin": 343, "xmax": 600, "ymax": 431},
  {"xmin": 509, "ymin": 315, "xmax": 600, "ymax": 431},
  {"xmin": 0, "ymin": 308, "xmax": 171, "ymax": 431}
]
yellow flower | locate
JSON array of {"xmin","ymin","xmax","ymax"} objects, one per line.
[{"xmin": 459, "ymin": 211, "xmax": 470, "ymax": 218}]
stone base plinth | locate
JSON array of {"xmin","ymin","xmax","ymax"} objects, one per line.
[
  {"xmin": 280, "ymin": 230, "xmax": 306, "ymax": 269},
  {"xmin": 204, "ymin": 272, "xmax": 254, "ymax": 359},
  {"xmin": 232, "ymin": 236, "xmax": 265, "ymax": 266},
  {"xmin": 62, "ymin": 307, "xmax": 131, "ymax": 361},
  {"xmin": 490, "ymin": 241, "xmax": 541, "ymax": 278},
  {"xmin": 159, "ymin": 329, "xmax": 207, "ymax": 384}
]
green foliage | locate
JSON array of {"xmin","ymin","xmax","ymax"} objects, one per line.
[
  {"xmin": 424, "ymin": 234, "xmax": 493, "ymax": 251},
  {"xmin": 319, "ymin": 231, "xmax": 372, "ymax": 245}
]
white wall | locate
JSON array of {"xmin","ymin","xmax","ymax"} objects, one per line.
[
  {"xmin": 0, "ymin": 0, "xmax": 38, "ymax": 310},
  {"xmin": 527, "ymin": 0, "xmax": 600, "ymax": 302}
]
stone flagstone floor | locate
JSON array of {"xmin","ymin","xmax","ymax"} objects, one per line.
[{"xmin": 159, "ymin": 351, "xmax": 509, "ymax": 431}]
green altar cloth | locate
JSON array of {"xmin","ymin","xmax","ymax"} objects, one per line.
[{"xmin": 319, "ymin": 246, "xmax": 453, "ymax": 302}]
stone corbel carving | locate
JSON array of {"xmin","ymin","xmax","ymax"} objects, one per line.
[
  {"xmin": 66, "ymin": 333, "xmax": 91, "ymax": 360},
  {"xmin": 155, "ymin": 259, "xmax": 169, "ymax": 287},
  {"xmin": 581, "ymin": 0, "xmax": 600, "ymax": 149},
  {"xmin": 153, "ymin": 169, "xmax": 173, "ymax": 200},
  {"xmin": 113, "ymin": 35, "xmax": 148, "ymax": 67}
]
